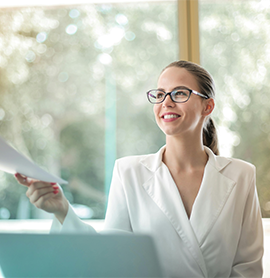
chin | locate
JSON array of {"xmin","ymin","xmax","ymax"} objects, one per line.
[
  {"xmin": 157, "ymin": 124, "xmax": 177, "ymax": 136},
  {"xmin": 161, "ymin": 128, "xmax": 181, "ymax": 137}
]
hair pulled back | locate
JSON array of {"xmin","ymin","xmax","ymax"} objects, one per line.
[{"xmin": 162, "ymin": 60, "xmax": 219, "ymax": 155}]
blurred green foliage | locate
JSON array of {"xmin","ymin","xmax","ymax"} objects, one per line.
[
  {"xmin": 0, "ymin": 3, "xmax": 177, "ymax": 219},
  {"xmin": 200, "ymin": 0, "xmax": 270, "ymax": 217}
]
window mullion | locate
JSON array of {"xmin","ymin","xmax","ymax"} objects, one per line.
[{"xmin": 178, "ymin": 0, "xmax": 200, "ymax": 64}]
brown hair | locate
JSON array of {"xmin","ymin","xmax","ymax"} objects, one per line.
[{"xmin": 162, "ymin": 60, "xmax": 219, "ymax": 155}]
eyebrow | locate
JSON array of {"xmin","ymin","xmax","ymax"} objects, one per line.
[{"xmin": 157, "ymin": 86, "xmax": 190, "ymax": 91}]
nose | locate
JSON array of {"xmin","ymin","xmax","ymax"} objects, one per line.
[{"xmin": 162, "ymin": 93, "xmax": 175, "ymax": 107}]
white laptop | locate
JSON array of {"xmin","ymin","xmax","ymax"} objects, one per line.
[{"xmin": 0, "ymin": 233, "xmax": 164, "ymax": 278}]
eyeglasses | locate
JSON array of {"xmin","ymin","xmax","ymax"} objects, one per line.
[{"xmin": 146, "ymin": 87, "xmax": 209, "ymax": 104}]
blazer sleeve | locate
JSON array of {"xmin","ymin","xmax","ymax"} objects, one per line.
[
  {"xmin": 230, "ymin": 166, "xmax": 264, "ymax": 278},
  {"xmin": 103, "ymin": 160, "xmax": 133, "ymax": 232},
  {"xmin": 50, "ymin": 160, "xmax": 132, "ymax": 234},
  {"xmin": 50, "ymin": 203, "xmax": 97, "ymax": 233}
]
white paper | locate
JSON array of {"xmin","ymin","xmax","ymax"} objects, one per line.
[{"xmin": 0, "ymin": 136, "xmax": 68, "ymax": 184}]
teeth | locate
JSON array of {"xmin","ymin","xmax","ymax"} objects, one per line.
[{"xmin": 164, "ymin": 114, "xmax": 179, "ymax": 119}]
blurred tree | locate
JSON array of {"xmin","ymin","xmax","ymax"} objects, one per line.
[{"xmin": 200, "ymin": 0, "xmax": 270, "ymax": 217}]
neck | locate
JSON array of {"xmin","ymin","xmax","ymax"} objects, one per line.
[{"xmin": 163, "ymin": 133, "xmax": 208, "ymax": 172}]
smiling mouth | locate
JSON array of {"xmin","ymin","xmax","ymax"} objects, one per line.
[{"xmin": 162, "ymin": 114, "xmax": 180, "ymax": 119}]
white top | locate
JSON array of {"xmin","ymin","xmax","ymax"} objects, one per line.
[{"xmin": 51, "ymin": 146, "xmax": 264, "ymax": 278}]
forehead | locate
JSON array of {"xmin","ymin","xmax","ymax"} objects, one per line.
[{"xmin": 158, "ymin": 66, "xmax": 200, "ymax": 91}]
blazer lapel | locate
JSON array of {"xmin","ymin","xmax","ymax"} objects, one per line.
[
  {"xmin": 140, "ymin": 147, "xmax": 208, "ymax": 277},
  {"xmin": 190, "ymin": 147, "xmax": 236, "ymax": 246}
]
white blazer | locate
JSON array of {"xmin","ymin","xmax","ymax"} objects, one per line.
[{"xmin": 51, "ymin": 146, "xmax": 264, "ymax": 278}]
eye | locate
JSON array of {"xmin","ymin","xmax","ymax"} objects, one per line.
[
  {"xmin": 156, "ymin": 92, "xmax": 165, "ymax": 99},
  {"xmin": 174, "ymin": 90, "xmax": 188, "ymax": 97}
]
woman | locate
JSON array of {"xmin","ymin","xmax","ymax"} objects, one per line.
[{"xmin": 15, "ymin": 60, "xmax": 264, "ymax": 278}]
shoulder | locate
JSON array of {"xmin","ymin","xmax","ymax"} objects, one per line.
[
  {"xmin": 115, "ymin": 146, "xmax": 165, "ymax": 172},
  {"xmin": 205, "ymin": 147, "xmax": 256, "ymax": 184},
  {"xmin": 232, "ymin": 157, "xmax": 255, "ymax": 170},
  {"xmin": 217, "ymin": 155, "xmax": 256, "ymax": 184},
  {"xmin": 115, "ymin": 153, "xmax": 152, "ymax": 171},
  {"xmin": 206, "ymin": 146, "xmax": 255, "ymax": 173},
  {"xmin": 217, "ymin": 156, "xmax": 255, "ymax": 172},
  {"xmin": 222, "ymin": 156, "xmax": 255, "ymax": 172},
  {"xmin": 112, "ymin": 153, "xmax": 157, "ymax": 185}
]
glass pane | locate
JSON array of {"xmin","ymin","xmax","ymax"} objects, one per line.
[
  {"xmin": 199, "ymin": 0, "xmax": 270, "ymax": 218},
  {"xmin": 0, "ymin": 2, "xmax": 178, "ymax": 220}
]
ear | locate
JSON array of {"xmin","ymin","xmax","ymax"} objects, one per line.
[{"xmin": 202, "ymin": 98, "xmax": 215, "ymax": 116}]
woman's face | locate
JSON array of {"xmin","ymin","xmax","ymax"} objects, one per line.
[{"xmin": 154, "ymin": 66, "xmax": 211, "ymax": 138}]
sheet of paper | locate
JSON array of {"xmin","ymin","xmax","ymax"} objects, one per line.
[{"xmin": 0, "ymin": 136, "xmax": 68, "ymax": 184}]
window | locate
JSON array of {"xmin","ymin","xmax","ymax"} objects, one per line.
[
  {"xmin": 199, "ymin": 0, "xmax": 270, "ymax": 218},
  {"xmin": 0, "ymin": 1, "xmax": 178, "ymax": 220}
]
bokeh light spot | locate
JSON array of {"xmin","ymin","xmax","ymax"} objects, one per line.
[
  {"xmin": 98, "ymin": 53, "xmax": 112, "ymax": 65},
  {"xmin": 66, "ymin": 24, "xmax": 78, "ymax": 35},
  {"xmin": 125, "ymin": 31, "xmax": 136, "ymax": 41},
  {"xmin": 69, "ymin": 9, "xmax": 80, "ymax": 19},
  {"xmin": 36, "ymin": 32, "xmax": 47, "ymax": 43},
  {"xmin": 58, "ymin": 72, "xmax": 69, "ymax": 82},
  {"xmin": 0, "ymin": 207, "xmax": 10, "ymax": 219},
  {"xmin": 0, "ymin": 109, "xmax": 5, "ymax": 120},
  {"xmin": 115, "ymin": 13, "xmax": 128, "ymax": 26},
  {"xmin": 25, "ymin": 50, "xmax": 36, "ymax": 63}
]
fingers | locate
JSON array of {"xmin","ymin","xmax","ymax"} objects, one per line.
[
  {"xmin": 15, "ymin": 173, "xmax": 63, "ymax": 214},
  {"xmin": 34, "ymin": 192, "xmax": 58, "ymax": 209},
  {"xmin": 28, "ymin": 185, "xmax": 53, "ymax": 201},
  {"xmin": 26, "ymin": 181, "xmax": 58, "ymax": 198},
  {"xmin": 28, "ymin": 186, "xmax": 58, "ymax": 205},
  {"xmin": 14, "ymin": 173, "xmax": 33, "ymax": 187},
  {"xmin": 26, "ymin": 182, "xmax": 60, "ymax": 210}
]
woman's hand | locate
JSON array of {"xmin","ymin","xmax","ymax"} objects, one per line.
[{"xmin": 14, "ymin": 173, "xmax": 69, "ymax": 224}]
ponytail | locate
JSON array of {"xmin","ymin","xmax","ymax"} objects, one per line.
[{"xmin": 203, "ymin": 117, "xmax": 219, "ymax": 156}]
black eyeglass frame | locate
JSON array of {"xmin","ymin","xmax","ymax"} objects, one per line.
[{"xmin": 146, "ymin": 87, "xmax": 209, "ymax": 104}]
